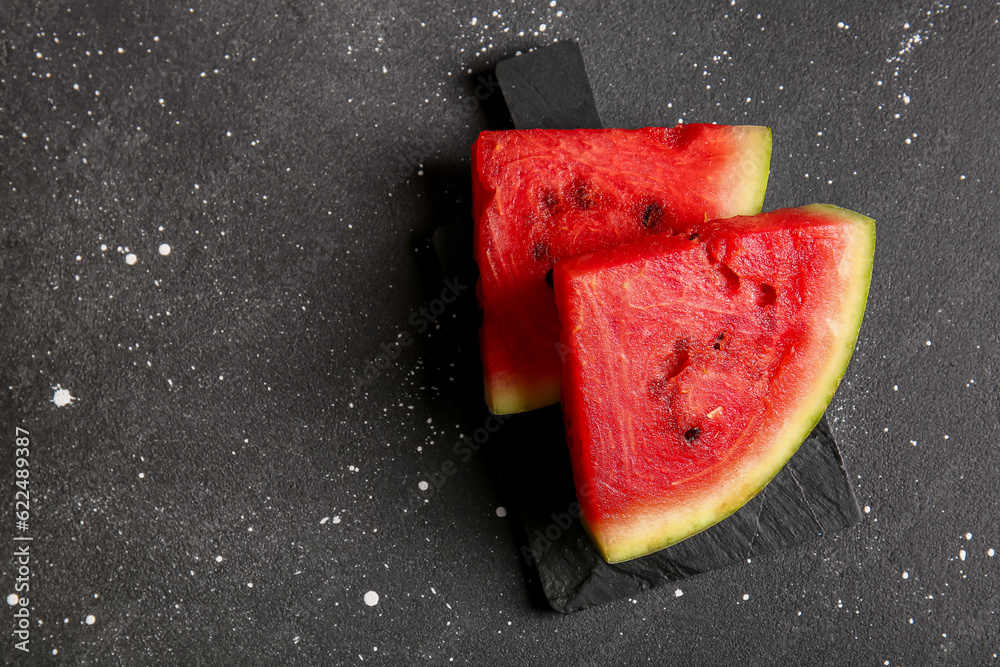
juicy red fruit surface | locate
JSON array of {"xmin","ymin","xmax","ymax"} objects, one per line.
[
  {"xmin": 554, "ymin": 206, "xmax": 873, "ymax": 559},
  {"xmin": 474, "ymin": 124, "xmax": 770, "ymax": 413}
]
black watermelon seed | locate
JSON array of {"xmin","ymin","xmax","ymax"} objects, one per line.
[
  {"xmin": 689, "ymin": 233, "xmax": 700, "ymax": 241},
  {"xmin": 570, "ymin": 180, "xmax": 599, "ymax": 210},
  {"xmin": 540, "ymin": 188, "xmax": 560, "ymax": 216},
  {"xmin": 642, "ymin": 203, "xmax": 663, "ymax": 228},
  {"xmin": 545, "ymin": 268, "xmax": 554, "ymax": 288},
  {"xmin": 684, "ymin": 427, "xmax": 701, "ymax": 442}
]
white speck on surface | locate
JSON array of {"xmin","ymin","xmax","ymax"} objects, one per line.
[
  {"xmin": 925, "ymin": 340, "xmax": 932, "ymax": 346},
  {"xmin": 215, "ymin": 555, "xmax": 223, "ymax": 563},
  {"xmin": 418, "ymin": 481, "xmax": 429, "ymax": 491},
  {"xmin": 674, "ymin": 589, "xmax": 684, "ymax": 597},
  {"xmin": 6, "ymin": 594, "xmax": 19, "ymax": 605},
  {"xmin": 51, "ymin": 386, "xmax": 76, "ymax": 407},
  {"xmin": 158, "ymin": 243, "xmax": 171, "ymax": 256},
  {"xmin": 864, "ymin": 505, "xmax": 871, "ymax": 514},
  {"xmin": 84, "ymin": 615, "xmax": 96, "ymax": 625},
  {"xmin": 364, "ymin": 591, "xmax": 379, "ymax": 606},
  {"xmin": 902, "ymin": 571, "xmax": 909, "ymax": 579},
  {"xmin": 320, "ymin": 517, "xmax": 330, "ymax": 525},
  {"xmin": 988, "ymin": 549, "xmax": 995, "ymax": 557},
  {"xmin": 966, "ymin": 532, "xmax": 973, "ymax": 540},
  {"xmin": 332, "ymin": 516, "xmax": 341, "ymax": 524},
  {"xmin": 125, "ymin": 253, "xmax": 137, "ymax": 265},
  {"xmin": 247, "ymin": 582, "xmax": 253, "ymax": 588},
  {"xmin": 901, "ymin": 93, "xmax": 910, "ymax": 104},
  {"xmin": 959, "ymin": 550, "xmax": 966, "ymax": 561},
  {"xmin": 742, "ymin": 593, "xmax": 749, "ymax": 601},
  {"xmin": 138, "ymin": 472, "xmax": 145, "ymax": 479},
  {"xmin": 495, "ymin": 506, "xmax": 507, "ymax": 517},
  {"xmin": 539, "ymin": 23, "xmax": 547, "ymax": 32}
]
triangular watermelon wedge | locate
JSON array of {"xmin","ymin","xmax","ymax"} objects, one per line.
[
  {"xmin": 473, "ymin": 124, "xmax": 773, "ymax": 414},
  {"xmin": 553, "ymin": 204, "xmax": 875, "ymax": 563}
]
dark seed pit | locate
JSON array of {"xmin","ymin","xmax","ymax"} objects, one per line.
[
  {"xmin": 758, "ymin": 283, "xmax": 777, "ymax": 307},
  {"xmin": 684, "ymin": 427, "xmax": 701, "ymax": 442},
  {"xmin": 642, "ymin": 203, "xmax": 663, "ymax": 228}
]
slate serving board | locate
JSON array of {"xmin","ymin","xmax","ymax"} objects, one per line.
[{"xmin": 435, "ymin": 40, "xmax": 862, "ymax": 613}]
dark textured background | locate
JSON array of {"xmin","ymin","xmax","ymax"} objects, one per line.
[{"xmin": 1, "ymin": 1, "xmax": 998, "ymax": 664}]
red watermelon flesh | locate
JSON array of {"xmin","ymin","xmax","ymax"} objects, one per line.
[
  {"xmin": 553, "ymin": 204, "xmax": 875, "ymax": 563},
  {"xmin": 473, "ymin": 124, "xmax": 772, "ymax": 414}
]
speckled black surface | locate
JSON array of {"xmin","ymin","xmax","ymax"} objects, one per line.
[{"xmin": 1, "ymin": 1, "xmax": 999, "ymax": 664}]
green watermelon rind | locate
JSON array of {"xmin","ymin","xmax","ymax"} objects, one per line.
[
  {"xmin": 575, "ymin": 204, "xmax": 876, "ymax": 564},
  {"xmin": 728, "ymin": 126, "xmax": 772, "ymax": 218}
]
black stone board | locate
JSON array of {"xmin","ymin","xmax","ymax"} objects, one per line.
[
  {"xmin": 494, "ymin": 40, "xmax": 603, "ymax": 130},
  {"xmin": 469, "ymin": 41, "xmax": 863, "ymax": 612},
  {"xmin": 518, "ymin": 413, "xmax": 861, "ymax": 613}
]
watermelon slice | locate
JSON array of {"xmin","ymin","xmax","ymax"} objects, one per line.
[
  {"xmin": 553, "ymin": 204, "xmax": 875, "ymax": 563},
  {"xmin": 473, "ymin": 124, "xmax": 773, "ymax": 414}
]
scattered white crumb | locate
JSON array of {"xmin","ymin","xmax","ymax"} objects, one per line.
[
  {"xmin": 51, "ymin": 385, "xmax": 76, "ymax": 407},
  {"xmin": 364, "ymin": 591, "xmax": 379, "ymax": 606},
  {"xmin": 418, "ymin": 481, "xmax": 429, "ymax": 491},
  {"xmin": 674, "ymin": 589, "xmax": 684, "ymax": 597},
  {"xmin": 902, "ymin": 571, "xmax": 909, "ymax": 579},
  {"xmin": 125, "ymin": 253, "xmax": 137, "ymax": 265},
  {"xmin": 495, "ymin": 506, "xmax": 507, "ymax": 517},
  {"xmin": 158, "ymin": 243, "xmax": 171, "ymax": 256},
  {"xmin": 84, "ymin": 615, "xmax": 96, "ymax": 625}
]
